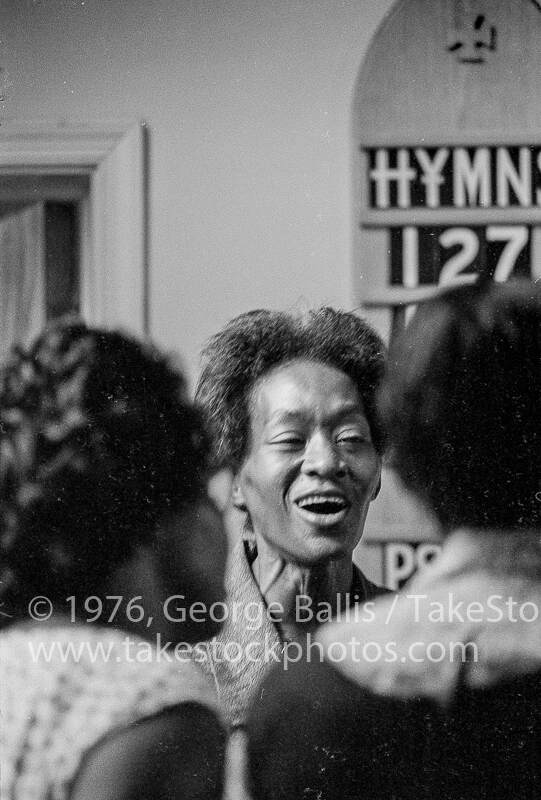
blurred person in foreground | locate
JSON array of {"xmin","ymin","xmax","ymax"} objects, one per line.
[
  {"xmin": 248, "ymin": 280, "xmax": 541, "ymax": 800},
  {"xmin": 195, "ymin": 307, "xmax": 387, "ymax": 729},
  {"xmin": 0, "ymin": 320, "xmax": 227, "ymax": 800}
]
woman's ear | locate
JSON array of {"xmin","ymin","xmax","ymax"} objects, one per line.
[
  {"xmin": 207, "ymin": 468, "xmax": 233, "ymax": 512},
  {"xmin": 232, "ymin": 479, "xmax": 247, "ymax": 511}
]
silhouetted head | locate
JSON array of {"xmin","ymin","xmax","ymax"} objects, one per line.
[
  {"xmin": 378, "ymin": 281, "xmax": 541, "ymax": 532},
  {"xmin": 0, "ymin": 319, "xmax": 226, "ymax": 631}
]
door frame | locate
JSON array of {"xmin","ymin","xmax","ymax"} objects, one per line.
[{"xmin": 0, "ymin": 120, "xmax": 148, "ymax": 335}]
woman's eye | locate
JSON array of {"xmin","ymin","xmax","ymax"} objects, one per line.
[
  {"xmin": 270, "ymin": 434, "xmax": 304, "ymax": 446},
  {"xmin": 336, "ymin": 431, "xmax": 367, "ymax": 445}
]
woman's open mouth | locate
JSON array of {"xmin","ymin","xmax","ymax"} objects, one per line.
[{"xmin": 294, "ymin": 494, "xmax": 350, "ymax": 527}]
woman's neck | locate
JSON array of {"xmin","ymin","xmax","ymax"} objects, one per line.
[{"xmin": 251, "ymin": 533, "xmax": 353, "ymax": 641}]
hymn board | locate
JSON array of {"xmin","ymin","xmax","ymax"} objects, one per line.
[
  {"xmin": 353, "ymin": 0, "xmax": 541, "ymax": 586},
  {"xmin": 354, "ymin": 0, "xmax": 541, "ymax": 336}
]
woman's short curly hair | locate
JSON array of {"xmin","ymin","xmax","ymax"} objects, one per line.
[
  {"xmin": 378, "ymin": 280, "xmax": 541, "ymax": 531},
  {"xmin": 196, "ymin": 307, "xmax": 386, "ymax": 471},
  {"xmin": 0, "ymin": 318, "xmax": 209, "ymax": 609}
]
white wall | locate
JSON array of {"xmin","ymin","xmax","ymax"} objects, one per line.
[{"xmin": 1, "ymin": 0, "xmax": 394, "ymax": 382}]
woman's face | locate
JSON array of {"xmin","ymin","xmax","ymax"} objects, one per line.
[{"xmin": 235, "ymin": 359, "xmax": 381, "ymax": 566}]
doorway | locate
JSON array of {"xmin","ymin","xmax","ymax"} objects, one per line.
[
  {"xmin": 0, "ymin": 121, "xmax": 148, "ymax": 357},
  {"xmin": 0, "ymin": 173, "xmax": 90, "ymax": 360}
]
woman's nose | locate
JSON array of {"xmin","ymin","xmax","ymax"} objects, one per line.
[{"xmin": 301, "ymin": 433, "xmax": 346, "ymax": 478}]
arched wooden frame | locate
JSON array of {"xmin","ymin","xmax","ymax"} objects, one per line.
[
  {"xmin": 0, "ymin": 121, "xmax": 148, "ymax": 336},
  {"xmin": 352, "ymin": 0, "xmax": 541, "ymax": 340}
]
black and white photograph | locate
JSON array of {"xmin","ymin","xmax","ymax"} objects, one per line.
[{"xmin": 0, "ymin": 1, "xmax": 540, "ymax": 798}]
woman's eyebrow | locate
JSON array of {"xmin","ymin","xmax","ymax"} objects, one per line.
[
  {"xmin": 268, "ymin": 403, "xmax": 365, "ymax": 425},
  {"xmin": 329, "ymin": 402, "xmax": 365, "ymax": 419}
]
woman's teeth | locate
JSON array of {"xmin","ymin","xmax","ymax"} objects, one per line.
[{"xmin": 296, "ymin": 495, "xmax": 347, "ymax": 515}]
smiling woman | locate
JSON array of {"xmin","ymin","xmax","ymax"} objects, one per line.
[{"xmin": 193, "ymin": 306, "xmax": 388, "ymax": 729}]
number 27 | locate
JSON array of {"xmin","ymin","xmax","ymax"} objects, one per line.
[{"xmin": 439, "ymin": 225, "xmax": 529, "ymax": 284}]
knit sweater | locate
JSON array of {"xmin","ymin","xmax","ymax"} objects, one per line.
[{"xmin": 0, "ymin": 623, "xmax": 220, "ymax": 800}]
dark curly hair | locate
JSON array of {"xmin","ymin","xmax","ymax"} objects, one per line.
[
  {"xmin": 0, "ymin": 318, "xmax": 209, "ymax": 615},
  {"xmin": 196, "ymin": 307, "xmax": 386, "ymax": 472},
  {"xmin": 378, "ymin": 280, "xmax": 541, "ymax": 532}
]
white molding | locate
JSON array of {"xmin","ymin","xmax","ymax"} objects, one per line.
[
  {"xmin": 0, "ymin": 121, "xmax": 135, "ymax": 168},
  {"xmin": 0, "ymin": 121, "xmax": 148, "ymax": 335}
]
